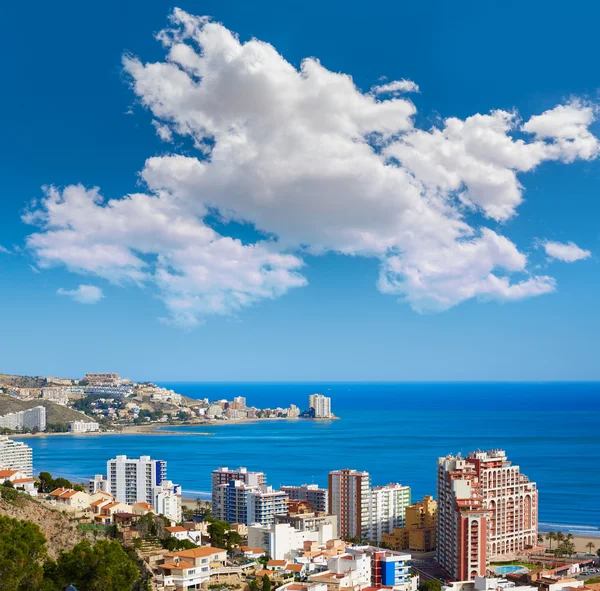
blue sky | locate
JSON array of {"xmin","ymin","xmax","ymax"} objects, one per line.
[{"xmin": 1, "ymin": 0, "xmax": 599, "ymax": 381}]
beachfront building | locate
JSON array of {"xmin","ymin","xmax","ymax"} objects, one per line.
[
  {"xmin": 211, "ymin": 466, "xmax": 266, "ymax": 519},
  {"xmin": 367, "ymin": 483, "xmax": 411, "ymax": 541},
  {"xmin": 328, "ymin": 469, "xmax": 371, "ymax": 540},
  {"xmin": 107, "ymin": 455, "xmax": 167, "ymax": 506},
  {"xmin": 69, "ymin": 420, "xmax": 100, "ymax": 433},
  {"xmin": 309, "ymin": 394, "xmax": 332, "ymax": 418},
  {"xmin": 154, "ymin": 479, "xmax": 182, "ymax": 523},
  {"xmin": 0, "ymin": 406, "xmax": 47, "ymax": 432},
  {"xmin": 0, "ymin": 436, "xmax": 33, "ymax": 475},
  {"xmin": 382, "ymin": 495, "xmax": 437, "ymax": 551},
  {"xmin": 437, "ymin": 449, "xmax": 538, "ymax": 581},
  {"xmin": 281, "ymin": 484, "xmax": 329, "ymax": 513},
  {"xmin": 250, "ymin": 486, "xmax": 289, "ymax": 525}
]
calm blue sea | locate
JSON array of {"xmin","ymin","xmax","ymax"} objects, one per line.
[{"xmin": 15, "ymin": 383, "xmax": 600, "ymax": 537}]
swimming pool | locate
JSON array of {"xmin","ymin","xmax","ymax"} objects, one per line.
[{"xmin": 494, "ymin": 565, "xmax": 530, "ymax": 575}]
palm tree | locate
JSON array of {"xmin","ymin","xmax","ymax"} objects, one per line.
[
  {"xmin": 546, "ymin": 532, "xmax": 556, "ymax": 550},
  {"xmin": 556, "ymin": 532, "xmax": 565, "ymax": 546},
  {"xmin": 586, "ymin": 541, "xmax": 595, "ymax": 554},
  {"xmin": 538, "ymin": 534, "xmax": 545, "ymax": 544}
]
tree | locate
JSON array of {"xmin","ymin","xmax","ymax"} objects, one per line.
[
  {"xmin": 43, "ymin": 539, "xmax": 139, "ymax": 591},
  {"xmin": 207, "ymin": 519, "xmax": 230, "ymax": 548},
  {"xmin": 0, "ymin": 515, "xmax": 47, "ymax": 591},
  {"xmin": 38, "ymin": 472, "xmax": 54, "ymax": 493},
  {"xmin": 226, "ymin": 530, "xmax": 243, "ymax": 553},
  {"xmin": 249, "ymin": 579, "xmax": 260, "ymax": 591},
  {"xmin": 546, "ymin": 531, "xmax": 556, "ymax": 550},
  {"xmin": 585, "ymin": 541, "xmax": 595, "ymax": 554},
  {"xmin": 262, "ymin": 574, "xmax": 271, "ymax": 591},
  {"xmin": 3, "ymin": 479, "xmax": 14, "ymax": 488},
  {"xmin": 419, "ymin": 580, "xmax": 442, "ymax": 591},
  {"xmin": 256, "ymin": 555, "xmax": 272, "ymax": 567}
]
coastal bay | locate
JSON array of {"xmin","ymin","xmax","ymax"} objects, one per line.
[{"xmin": 15, "ymin": 382, "xmax": 600, "ymax": 538}]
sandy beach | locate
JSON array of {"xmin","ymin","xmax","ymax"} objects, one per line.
[{"xmin": 540, "ymin": 536, "xmax": 600, "ymax": 554}]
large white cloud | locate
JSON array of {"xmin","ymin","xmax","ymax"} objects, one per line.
[{"xmin": 23, "ymin": 9, "xmax": 600, "ymax": 325}]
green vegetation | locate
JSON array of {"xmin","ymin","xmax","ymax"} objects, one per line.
[
  {"xmin": 0, "ymin": 515, "xmax": 143, "ymax": 591},
  {"xmin": 42, "ymin": 539, "xmax": 140, "ymax": 591},
  {"xmin": 419, "ymin": 580, "xmax": 442, "ymax": 591},
  {"xmin": 585, "ymin": 577, "xmax": 600, "ymax": 585},
  {"xmin": 37, "ymin": 471, "xmax": 84, "ymax": 493},
  {"xmin": 1, "ymin": 481, "xmax": 19, "ymax": 503},
  {"xmin": 262, "ymin": 574, "xmax": 272, "ymax": 591},
  {"xmin": 205, "ymin": 516, "xmax": 244, "ymax": 552}
]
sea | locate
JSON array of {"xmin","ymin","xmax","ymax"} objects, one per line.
[{"xmin": 14, "ymin": 382, "xmax": 600, "ymax": 538}]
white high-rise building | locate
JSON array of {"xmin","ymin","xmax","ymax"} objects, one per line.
[
  {"xmin": 0, "ymin": 436, "xmax": 33, "ymax": 476},
  {"xmin": 69, "ymin": 421, "xmax": 100, "ymax": 433},
  {"xmin": 107, "ymin": 455, "xmax": 167, "ymax": 505},
  {"xmin": 41, "ymin": 387, "xmax": 69, "ymax": 406},
  {"xmin": 367, "ymin": 483, "xmax": 411, "ymax": 541},
  {"xmin": 309, "ymin": 394, "xmax": 332, "ymax": 418},
  {"xmin": 0, "ymin": 406, "xmax": 46, "ymax": 432},
  {"xmin": 154, "ymin": 480, "xmax": 182, "ymax": 522},
  {"xmin": 88, "ymin": 474, "xmax": 108, "ymax": 494}
]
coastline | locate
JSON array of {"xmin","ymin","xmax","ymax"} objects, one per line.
[{"xmin": 10, "ymin": 415, "xmax": 340, "ymax": 438}]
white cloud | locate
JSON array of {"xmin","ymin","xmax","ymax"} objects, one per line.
[
  {"xmin": 371, "ymin": 79, "xmax": 420, "ymax": 94},
  {"xmin": 57, "ymin": 284, "xmax": 104, "ymax": 304},
  {"xmin": 152, "ymin": 120, "xmax": 174, "ymax": 142},
  {"xmin": 0, "ymin": 245, "xmax": 10, "ymax": 254},
  {"xmin": 542, "ymin": 240, "xmax": 591, "ymax": 262},
  {"xmin": 22, "ymin": 10, "xmax": 600, "ymax": 326}
]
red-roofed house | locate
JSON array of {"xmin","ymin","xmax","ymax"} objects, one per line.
[
  {"xmin": 49, "ymin": 488, "xmax": 91, "ymax": 510},
  {"xmin": 158, "ymin": 546, "xmax": 227, "ymax": 590},
  {"xmin": 0, "ymin": 469, "xmax": 37, "ymax": 496},
  {"xmin": 166, "ymin": 525, "xmax": 203, "ymax": 544}
]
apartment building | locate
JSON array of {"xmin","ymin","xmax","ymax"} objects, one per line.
[
  {"xmin": 41, "ymin": 387, "xmax": 69, "ymax": 406},
  {"xmin": 281, "ymin": 483, "xmax": 328, "ymax": 513},
  {"xmin": 107, "ymin": 455, "xmax": 167, "ymax": 505},
  {"xmin": 83, "ymin": 372, "xmax": 122, "ymax": 385},
  {"xmin": 367, "ymin": 483, "xmax": 411, "ymax": 541},
  {"xmin": 275, "ymin": 511, "xmax": 338, "ymax": 538},
  {"xmin": 328, "ymin": 469, "xmax": 370, "ymax": 540},
  {"xmin": 69, "ymin": 420, "xmax": 100, "ymax": 433},
  {"xmin": 437, "ymin": 450, "xmax": 538, "ymax": 581},
  {"xmin": 382, "ymin": 495, "xmax": 437, "ymax": 551},
  {"xmin": 309, "ymin": 394, "xmax": 332, "ymax": 418},
  {"xmin": 0, "ymin": 406, "xmax": 47, "ymax": 432},
  {"xmin": 0, "ymin": 436, "xmax": 33, "ymax": 475},
  {"xmin": 211, "ymin": 466, "xmax": 266, "ymax": 519},
  {"xmin": 154, "ymin": 479, "xmax": 182, "ymax": 522}
]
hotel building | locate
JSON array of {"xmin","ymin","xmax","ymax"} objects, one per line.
[
  {"xmin": 437, "ymin": 450, "xmax": 538, "ymax": 581},
  {"xmin": 328, "ymin": 469, "xmax": 370, "ymax": 540},
  {"xmin": 0, "ymin": 406, "xmax": 46, "ymax": 432},
  {"xmin": 0, "ymin": 436, "xmax": 33, "ymax": 476},
  {"xmin": 281, "ymin": 483, "xmax": 329, "ymax": 513},
  {"xmin": 107, "ymin": 455, "xmax": 167, "ymax": 506}
]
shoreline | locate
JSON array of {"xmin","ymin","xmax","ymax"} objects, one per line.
[{"xmin": 10, "ymin": 415, "xmax": 340, "ymax": 438}]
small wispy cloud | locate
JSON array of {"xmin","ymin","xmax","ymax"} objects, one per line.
[
  {"xmin": 542, "ymin": 240, "xmax": 591, "ymax": 263},
  {"xmin": 0, "ymin": 245, "xmax": 11, "ymax": 254},
  {"xmin": 371, "ymin": 79, "xmax": 420, "ymax": 95},
  {"xmin": 57, "ymin": 284, "xmax": 104, "ymax": 304}
]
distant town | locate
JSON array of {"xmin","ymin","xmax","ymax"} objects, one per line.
[
  {"xmin": 0, "ymin": 372, "xmax": 336, "ymax": 435},
  {"xmin": 1, "ymin": 439, "xmax": 599, "ymax": 591}
]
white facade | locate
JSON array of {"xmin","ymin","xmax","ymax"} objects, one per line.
[
  {"xmin": 84, "ymin": 384, "xmax": 133, "ymax": 398},
  {"xmin": 154, "ymin": 480, "xmax": 182, "ymax": 522},
  {"xmin": 0, "ymin": 436, "xmax": 33, "ymax": 476},
  {"xmin": 211, "ymin": 466, "xmax": 266, "ymax": 519},
  {"xmin": 328, "ymin": 552, "xmax": 372, "ymax": 586},
  {"xmin": 89, "ymin": 473, "xmax": 108, "ymax": 494},
  {"xmin": 309, "ymin": 394, "xmax": 332, "ymax": 418},
  {"xmin": 41, "ymin": 387, "xmax": 69, "ymax": 406},
  {"xmin": 83, "ymin": 372, "xmax": 122, "ymax": 385},
  {"xmin": 70, "ymin": 420, "xmax": 100, "ymax": 433},
  {"xmin": 367, "ymin": 483, "xmax": 411, "ymax": 541},
  {"xmin": 248, "ymin": 520, "xmax": 336, "ymax": 560},
  {"xmin": 107, "ymin": 455, "xmax": 167, "ymax": 505},
  {"xmin": 0, "ymin": 406, "xmax": 46, "ymax": 432}
]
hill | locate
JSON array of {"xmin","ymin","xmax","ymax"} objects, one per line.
[
  {"xmin": 0, "ymin": 492, "xmax": 93, "ymax": 558},
  {"xmin": 0, "ymin": 372, "xmax": 46, "ymax": 389},
  {"xmin": 0, "ymin": 395, "xmax": 95, "ymax": 426}
]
